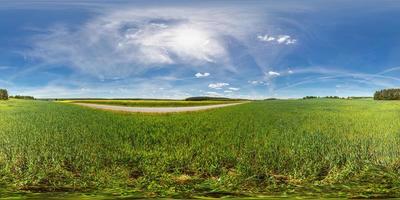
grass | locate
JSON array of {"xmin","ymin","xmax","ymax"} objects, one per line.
[
  {"xmin": 1, "ymin": 99, "xmax": 400, "ymax": 198},
  {"xmin": 64, "ymin": 99, "xmax": 242, "ymax": 107}
]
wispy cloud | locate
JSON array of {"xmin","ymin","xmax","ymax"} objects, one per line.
[
  {"xmin": 0, "ymin": 66, "xmax": 11, "ymax": 70},
  {"xmin": 205, "ymin": 91, "xmax": 222, "ymax": 96},
  {"xmin": 267, "ymin": 71, "xmax": 280, "ymax": 77},
  {"xmin": 208, "ymin": 82, "xmax": 229, "ymax": 89},
  {"xmin": 257, "ymin": 34, "xmax": 297, "ymax": 45},
  {"xmin": 10, "ymin": 79, "xmax": 195, "ymax": 99},
  {"xmin": 248, "ymin": 80, "xmax": 268, "ymax": 85},
  {"xmin": 377, "ymin": 66, "xmax": 400, "ymax": 75},
  {"xmin": 28, "ymin": 6, "xmax": 269, "ymax": 78},
  {"xmin": 276, "ymin": 66, "xmax": 400, "ymax": 92},
  {"xmin": 228, "ymin": 87, "xmax": 240, "ymax": 91},
  {"xmin": 0, "ymin": 79, "xmax": 13, "ymax": 87}
]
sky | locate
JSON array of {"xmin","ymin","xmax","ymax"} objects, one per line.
[{"xmin": 1, "ymin": 0, "xmax": 400, "ymax": 99}]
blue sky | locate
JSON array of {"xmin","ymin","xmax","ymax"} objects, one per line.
[{"xmin": 1, "ymin": 0, "xmax": 400, "ymax": 99}]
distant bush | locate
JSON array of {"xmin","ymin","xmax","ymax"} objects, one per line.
[
  {"xmin": 0, "ymin": 89, "xmax": 8, "ymax": 100},
  {"xmin": 303, "ymin": 96, "xmax": 319, "ymax": 99},
  {"xmin": 185, "ymin": 96, "xmax": 242, "ymax": 101},
  {"xmin": 324, "ymin": 96, "xmax": 345, "ymax": 99},
  {"xmin": 303, "ymin": 96, "xmax": 345, "ymax": 100},
  {"xmin": 347, "ymin": 96, "xmax": 372, "ymax": 100},
  {"xmin": 374, "ymin": 89, "xmax": 400, "ymax": 100},
  {"xmin": 264, "ymin": 98, "xmax": 278, "ymax": 100},
  {"xmin": 12, "ymin": 95, "xmax": 35, "ymax": 100}
]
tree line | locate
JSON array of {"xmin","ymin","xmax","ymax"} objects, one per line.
[
  {"xmin": 185, "ymin": 96, "xmax": 246, "ymax": 101},
  {"xmin": 374, "ymin": 89, "xmax": 400, "ymax": 100},
  {"xmin": 0, "ymin": 89, "xmax": 35, "ymax": 100},
  {"xmin": 11, "ymin": 95, "xmax": 35, "ymax": 100}
]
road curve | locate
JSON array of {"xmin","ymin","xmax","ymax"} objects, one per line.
[{"xmin": 74, "ymin": 102, "xmax": 247, "ymax": 113}]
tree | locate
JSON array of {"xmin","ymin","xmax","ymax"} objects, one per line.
[{"xmin": 0, "ymin": 89, "xmax": 8, "ymax": 100}]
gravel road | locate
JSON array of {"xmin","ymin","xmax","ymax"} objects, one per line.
[{"xmin": 74, "ymin": 102, "xmax": 246, "ymax": 113}]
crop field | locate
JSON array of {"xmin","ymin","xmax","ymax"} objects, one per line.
[
  {"xmin": 1, "ymin": 99, "xmax": 400, "ymax": 198},
  {"xmin": 64, "ymin": 99, "xmax": 241, "ymax": 107}
]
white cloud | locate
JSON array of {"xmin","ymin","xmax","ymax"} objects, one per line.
[
  {"xmin": 258, "ymin": 34, "xmax": 297, "ymax": 45},
  {"xmin": 195, "ymin": 72, "xmax": 210, "ymax": 78},
  {"xmin": 285, "ymin": 39, "xmax": 297, "ymax": 45},
  {"xmin": 257, "ymin": 34, "xmax": 275, "ymax": 42},
  {"xmin": 208, "ymin": 82, "xmax": 229, "ymax": 89},
  {"xmin": 268, "ymin": 71, "xmax": 280, "ymax": 77},
  {"xmin": 276, "ymin": 35, "xmax": 290, "ymax": 43},
  {"xmin": 276, "ymin": 35, "xmax": 297, "ymax": 45},
  {"xmin": 288, "ymin": 70, "xmax": 294, "ymax": 74},
  {"xmin": 224, "ymin": 90, "xmax": 233, "ymax": 93},
  {"xmin": 228, "ymin": 87, "xmax": 240, "ymax": 91}
]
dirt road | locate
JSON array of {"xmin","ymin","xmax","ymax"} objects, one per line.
[{"xmin": 74, "ymin": 102, "xmax": 246, "ymax": 113}]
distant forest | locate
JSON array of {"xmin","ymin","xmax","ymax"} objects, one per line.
[{"xmin": 374, "ymin": 89, "xmax": 400, "ymax": 100}]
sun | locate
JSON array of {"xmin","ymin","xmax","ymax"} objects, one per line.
[{"xmin": 171, "ymin": 26, "xmax": 211, "ymax": 50}]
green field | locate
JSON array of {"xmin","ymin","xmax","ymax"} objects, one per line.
[
  {"xmin": 65, "ymin": 99, "xmax": 241, "ymax": 107},
  {"xmin": 2, "ymin": 99, "xmax": 400, "ymax": 198}
]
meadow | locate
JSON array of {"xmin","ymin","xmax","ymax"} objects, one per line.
[
  {"xmin": 65, "ymin": 99, "xmax": 241, "ymax": 107},
  {"xmin": 1, "ymin": 99, "xmax": 400, "ymax": 198}
]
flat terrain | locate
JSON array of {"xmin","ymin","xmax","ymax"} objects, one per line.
[
  {"xmin": 1, "ymin": 99, "xmax": 400, "ymax": 198},
  {"xmin": 74, "ymin": 102, "xmax": 246, "ymax": 113},
  {"xmin": 67, "ymin": 99, "xmax": 242, "ymax": 107}
]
